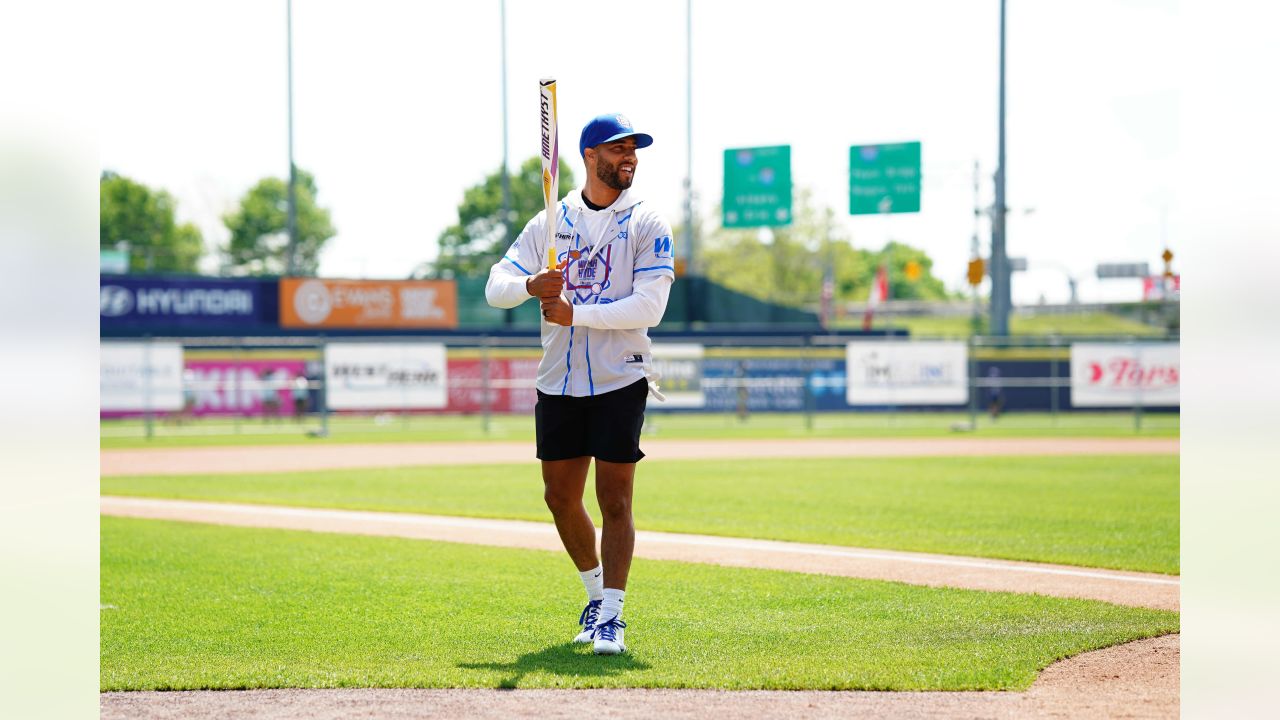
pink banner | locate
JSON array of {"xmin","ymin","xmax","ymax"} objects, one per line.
[
  {"xmin": 183, "ymin": 359, "xmax": 308, "ymax": 417},
  {"xmin": 102, "ymin": 355, "xmax": 544, "ymax": 417},
  {"xmin": 447, "ymin": 358, "xmax": 538, "ymax": 414}
]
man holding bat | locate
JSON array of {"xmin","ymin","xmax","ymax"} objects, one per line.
[{"xmin": 485, "ymin": 111, "xmax": 675, "ymax": 655}]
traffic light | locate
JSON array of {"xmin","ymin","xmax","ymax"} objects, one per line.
[
  {"xmin": 904, "ymin": 259, "xmax": 922, "ymax": 282},
  {"xmin": 967, "ymin": 258, "xmax": 985, "ymax": 286}
]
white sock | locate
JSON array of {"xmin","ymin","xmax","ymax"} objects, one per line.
[
  {"xmin": 600, "ymin": 588, "xmax": 626, "ymax": 624},
  {"xmin": 579, "ymin": 564, "xmax": 604, "ymax": 601}
]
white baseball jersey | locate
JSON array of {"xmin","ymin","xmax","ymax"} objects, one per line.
[{"xmin": 485, "ymin": 187, "xmax": 675, "ymax": 398}]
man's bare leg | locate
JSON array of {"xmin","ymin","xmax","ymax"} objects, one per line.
[
  {"xmin": 594, "ymin": 459, "xmax": 636, "ymax": 591},
  {"xmin": 541, "ymin": 456, "xmax": 598, "ymax": 571}
]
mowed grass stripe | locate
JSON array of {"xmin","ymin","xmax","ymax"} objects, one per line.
[
  {"xmin": 101, "ymin": 455, "xmax": 1178, "ymax": 575},
  {"xmin": 100, "ymin": 517, "xmax": 1178, "ymax": 691}
]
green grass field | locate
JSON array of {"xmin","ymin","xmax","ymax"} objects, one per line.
[
  {"xmin": 100, "ymin": 411, "xmax": 1179, "ymax": 448},
  {"xmin": 856, "ymin": 311, "xmax": 1169, "ymax": 338},
  {"xmin": 100, "ymin": 517, "xmax": 1178, "ymax": 692},
  {"xmin": 101, "ymin": 455, "xmax": 1178, "ymax": 574}
]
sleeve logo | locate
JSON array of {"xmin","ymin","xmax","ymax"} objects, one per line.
[{"xmin": 654, "ymin": 236, "xmax": 673, "ymax": 259}]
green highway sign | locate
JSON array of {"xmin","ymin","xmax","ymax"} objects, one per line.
[
  {"xmin": 723, "ymin": 145, "xmax": 791, "ymax": 228},
  {"xmin": 849, "ymin": 141, "xmax": 921, "ymax": 215}
]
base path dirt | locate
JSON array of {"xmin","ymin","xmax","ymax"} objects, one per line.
[
  {"xmin": 100, "ymin": 437, "xmax": 1179, "ymax": 476},
  {"xmin": 99, "ymin": 633, "xmax": 1179, "ymax": 719},
  {"xmin": 100, "ymin": 496, "xmax": 1179, "ymax": 611}
]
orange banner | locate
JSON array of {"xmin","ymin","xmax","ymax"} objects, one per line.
[{"xmin": 280, "ymin": 278, "xmax": 457, "ymax": 329}]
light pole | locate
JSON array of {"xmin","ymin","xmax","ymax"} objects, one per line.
[
  {"xmin": 284, "ymin": 0, "xmax": 299, "ymax": 276},
  {"xmin": 684, "ymin": 0, "xmax": 694, "ymax": 277},
  {"xmin": 499, "ymin": 0, "xmax": 511, "ymax": 241},
  {"xmin": 499, "ymin": 0, "xmax": 513, "ymax": 325}
]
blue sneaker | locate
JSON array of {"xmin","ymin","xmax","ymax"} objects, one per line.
[
  {"xmin": 574, "ymin": 599, "xmax": 602, "ymax": 643},
  {"xmin": 593, "ymin": 615, "xmax": 627, "ymax": 655}
]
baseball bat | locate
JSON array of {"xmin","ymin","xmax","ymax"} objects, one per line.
[{"xmin": 539, "ymin": 78, "xmax": 558, "ymax": 270}]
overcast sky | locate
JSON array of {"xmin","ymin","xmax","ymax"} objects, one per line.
[{"xmin": 100, "ymin": 0, "xmax": 1190, "ymax": 304}]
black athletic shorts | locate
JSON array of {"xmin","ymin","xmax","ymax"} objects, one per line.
[{"xmin": 535, "ymin": 378, "xmax": 648, "ymax": 463}]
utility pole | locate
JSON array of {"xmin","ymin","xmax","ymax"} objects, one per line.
[
  {"xmin": 972, "ymin": 159, "xmax": 982, "ymax": 331},
  {"xmin": 989, "ymin": 0, "xmax": 1011, "ymax": 336},
  {"xmin": 284, "ymin": 0, "xmax": 299, "ymax": 276}
]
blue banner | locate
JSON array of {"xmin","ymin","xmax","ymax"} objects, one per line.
[
  {"xmin": 702, "ymin": 357, "xmax": 848, "ymax": 412},
  {"xmin": 99, "ymin": 275, "xmax": 277, "ymax": 332}
]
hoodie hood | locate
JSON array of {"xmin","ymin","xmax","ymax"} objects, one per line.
[{"xmin": 563, "ymin": 186, "xmax": 644, "ymax": 214}]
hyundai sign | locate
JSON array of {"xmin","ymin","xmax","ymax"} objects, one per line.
[{"xmin": 100, "ymin": 276, "xmax": 274, "ymax": 331}]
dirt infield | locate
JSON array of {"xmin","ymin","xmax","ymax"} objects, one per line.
[
  {"xmin": 99, "ymin": 634, "xmax": 1179, "ymax": 719},
  {"xmin": 100, "ymin": 496, "xmax": 1179, "ymax": 611},
  {"xmin": 100, "ymin": 436, "xmax": 1179, "ymax": 476}
]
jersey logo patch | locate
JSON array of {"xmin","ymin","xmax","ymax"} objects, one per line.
[
  {"xmin": 565, "ymin": 245, "xmax": 613, "ymax": 303},
  {"xmin": 654, "ymin": 236, "xmax": 673, "ymax": 259},
  {"xmin": 624, "ymin": 354, "xmax": 644, "ymax": 364}
]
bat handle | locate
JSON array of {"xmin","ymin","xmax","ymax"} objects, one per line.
[{"xmin": 547, "ymin": 243, "xmax": 557, "ymax": 270}]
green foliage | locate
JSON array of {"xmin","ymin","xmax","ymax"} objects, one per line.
[
  {"xmin": 222, "ymin": 169, "xmax": 335, "ymax": 276},
  {"xmin": 102, "ymin": 454, "xmax": 1179, "ymax": 573},
  {"xmin": 845, "ymin": 311, "xmax": 1169, "ymax": 338},
  {"xmin": 101, "ymin": 517, "xmax": 1178, "ymax": 690},
  {"xmin": 430, "ymin": 157, "xmax": 576, "ymax": 279},
  {"xmin": 700, "ymin": 189, "xmax": 947, "ymax": 308},
  {"xmin": 99, "ymin": 171, "xmax": 204, "ymax": 273},
  {"xmin": 872, "ymin": 240, "xmax": 950, "ymax": 300}
]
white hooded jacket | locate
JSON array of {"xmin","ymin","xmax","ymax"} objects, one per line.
[{"xmin": 485, "ymin": 187, "xmax": 675, "ymax": 398}]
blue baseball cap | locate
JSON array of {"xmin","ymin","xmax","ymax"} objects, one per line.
[{"xmin": 579, "ymin": 113, "xmax": 654, "ymax": 157}]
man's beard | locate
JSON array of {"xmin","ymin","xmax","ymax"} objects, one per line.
[{"xmin": 596, "ymin": 157, "xmax": 633, "ymax": 190}]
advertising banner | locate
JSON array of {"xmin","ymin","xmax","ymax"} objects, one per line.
[
  {"xmin": 281, "ymin": 278, "xmax": 457, "ymax": 329},
  {"xmin": 183, "ymin": 359, "xmax": 311, "ymax": 418},
  {"xmin": 650, "ymin": 344, "xmax": 705, "ymax": 408},
  {"xmin": 700, "ymin": 356, "xmax": 846, "ymax": 412},
  {"xmin": 1070, "ymin": 343, "xmax": 1179, "ymax": 407},
  {"xmin": 845, "ymin": 341, "xmax": 968, "ymax": 405},
  {"xmin": 447, "ymin": 357, "xmax": 540, "ymax": 414},
  {"xmin": 1142, "ymin": 275, "xmax": 1180, "ymax": 301},
  {"xmin": 101, "ymin": 342, "xmax": 184, "ymax": 412},
  {"xmin": 100, "ymin": 276, "xmax": 270, "ymax": 330},
  {"xmin": 325, "ymin": 343, "xmax": 448, "ymax": 410}
]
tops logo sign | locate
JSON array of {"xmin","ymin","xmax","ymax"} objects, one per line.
[
  {"xmin": 280, "ymin": 278, "xmax": 457, "ymax": 329},
  {"xmin": 1084, "ymin": 357, "xmax": 1179, "ymax": 389},
  {"xmin": 1070, "ymin": 343, "xmax": 1179, "ymax": 407}
]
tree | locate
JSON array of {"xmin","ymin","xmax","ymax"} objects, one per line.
[
  {"xmin": 700, "ymin": 188, "xmax": 871, "ymax": 308},
  {"xmin": 869, "ymin": 240, "xmax": 950, "ymax": 301},
  {"xmin": 428, "ymin": 157, "xmax": 575, "ymax": 278},
  {"xmin": 699, "ymin": 189, "xmax": 952, "ymax": 308},
  {"xmin": 222, "ymin": 169, "xmax": 335, "ymax": 276},
  {"xmin": 100, "ymin": 171, "xmax": 204, "ymax": 273}
]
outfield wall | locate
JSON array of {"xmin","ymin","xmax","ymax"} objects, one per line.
[{"xmin": 100, "ymin": 336, "xmax": 1179, "ymax": 418}]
